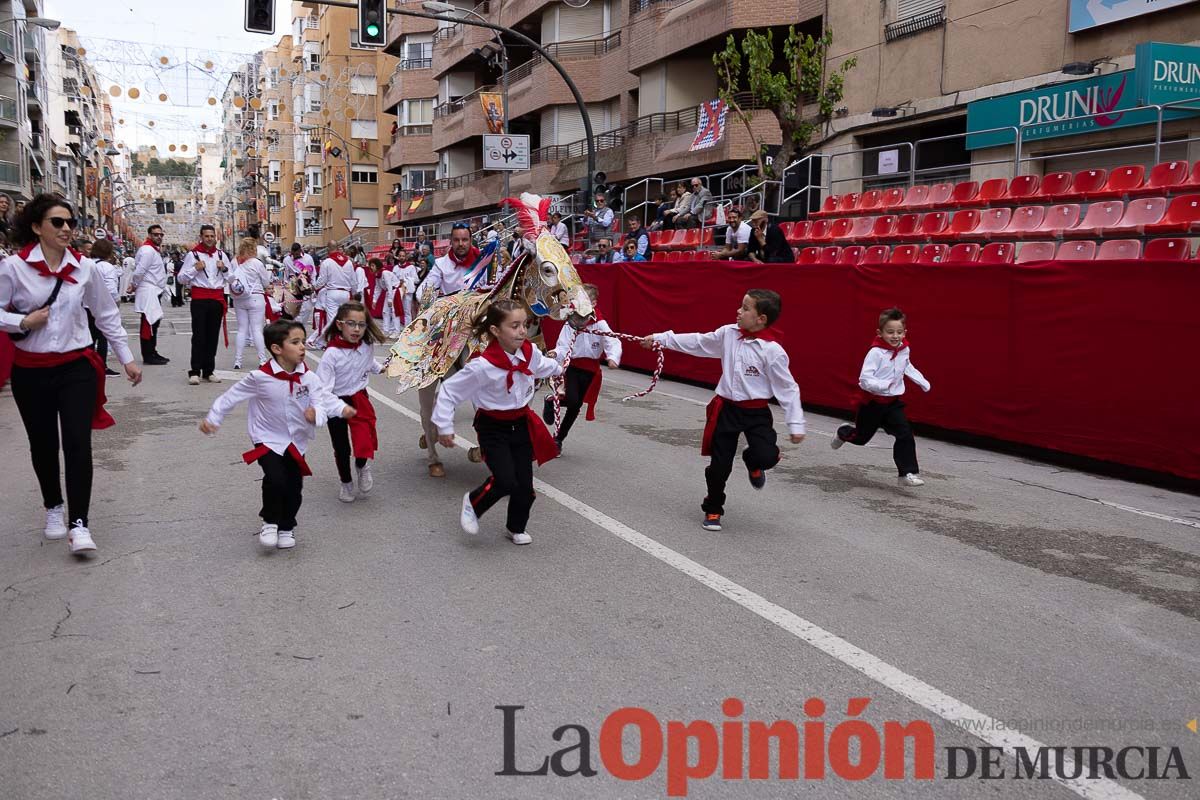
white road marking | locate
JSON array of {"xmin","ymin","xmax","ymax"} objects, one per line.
[{"xmin": 361, "ymin": 379, "xmax": 1143, "ymax": 800}]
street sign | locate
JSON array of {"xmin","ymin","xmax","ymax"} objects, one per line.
[
  {"xmin": 263, "ymin": 231, "xmax": 276, "ymax": 243},
  {"xmin": 94, "ymin": 228, "xmax": 108, "ymax": 240},
  {"xmin": 483, "ymin": 134, "xmax": 530, "ymax": 171},
  {"xmin": 343, "ymin": 218, "xmax": 360, "ymax": 233}
]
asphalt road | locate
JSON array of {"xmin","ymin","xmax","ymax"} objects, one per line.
[{"xmin": 1, "ymin": 305, "xmax": 1197, "ymax": 800}]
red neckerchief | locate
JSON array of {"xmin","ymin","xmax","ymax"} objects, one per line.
[
  {"xmin": 449, "ymin": 246, "xmax": 480, "ymax": 267},
  {"xmin": 738, "ymin": 324, "xmax": 781, "ymax": 343},
  {"xmin": 259, "ymin": 361, "xmax": 306, "ymax": 394},
  {"xmin": 18, "ymin": 242, "xmax": 79, "ymax": 284},
  {"xmin": 193, "ymin": 243, "xmax": 217, "ymax": 256},
  {"xmin": 325, "ymin": 334, "xmax": 361, "ymax": 350},
  {"xmin": 327, "ymin": 251, "xmax": 350, "ymax": 267},
  {"xmin": 477, "ymin": 338, "xmax": 533, "ymax": 392},
  {"xmin": 142, "ymin": 239, "xmax": 160, "ymax": 253},
  {"xmin": 871, "ymin": 335, "xmax": 909, "ymax": 360}
]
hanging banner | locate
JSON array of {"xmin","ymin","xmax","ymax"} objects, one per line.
[
  {"xmin": 689, "ymin": 99, "xmax": 728, "ymax": 151},
  {"xmin": 479, "ymin": 92, "xmax": 505, "ymax": 134},
  {"xmin": 408, "ymin": 195, "xmax": 425, "ymax": 213},
  {"xmin": 84, "ymin": 167, "xmax": 98, "ymax": 197},
  {"xmin": 1069, "ymin": 0, "xmax": 1198, "ymax": 33},
  {"xmin": 334, "ymin": 167, "xmax": 347, "ymax": 199},
  {"xmin": 100, "ymin": 192, "xmax": 112, "ymax": 217},
  {"xmin": 236, "ymin": 210, "xmax": 247, "ymax": 231}
]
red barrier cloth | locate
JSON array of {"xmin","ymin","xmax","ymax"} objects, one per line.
[{"xmin": 570, "ymin": 260, "xmax": 1197, "ymax": 480}]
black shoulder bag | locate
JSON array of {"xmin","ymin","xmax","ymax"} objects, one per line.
[{"xmin": 9, "ymin": 277, "xmax": 65, "ymax": 342}]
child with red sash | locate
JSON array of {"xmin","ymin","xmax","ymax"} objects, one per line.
[
  {"xmin": 315, "ymin": 301, "xmax": 385, "ymax": 503},
  {"xmin": 641, "ymin": 289, "xmax": 805, "ymax": 532},
  {"xmin": 542, "ymin": 284, "xmax": 621, "ymax": 453},
  {"xmin": 201, "ymin": 320, "xmax": 353, "ymax": 550},
  {"xmin": 432, "ymin": 299, "xmax": 563, "ymax": 545},
  {"xmin": 831, "ymin": 307, "xmax": 931, "ymax": 487}
]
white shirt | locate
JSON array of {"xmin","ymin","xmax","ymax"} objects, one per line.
[
  {"xmin": 354, "ymin": 266, "xmax": 369, "ymax": 296},
  {"xmin": 416, "ymin": 253, "xmax": 473, "ymax": 301},
  {"xmin": 859, "ymin": 345, "xmax": 930, "ymax": 398},
  {"xmin": 204, "ymin": 359, "xmax": 347, "ymax": 457},
  {"xmin": 232, "ymin": 258, "xmax": 272, "ymax": 296},
  {"xmin": 314, "ymin": 257, "xmax": 357, "ymax": 292},
  {"xmin": 94, "ymin": 260, "xmax": 121, "ymax": 301},
  {"xmin": 131, "ymin": 243, "xmax": 166, "ymax": 291},
  {"xmin": 121, "ymin": 257, "xmax": 135, "ymax": 292},
  {"xmin": 726, "ymin": 221, "xmax": 751, "ymax": 247},
  {"xmin": 378, "ymin": 268, "xmax": 400, "ymax": 296},
  {"xmin": 0, "ymin": 245, "xmax": 134, "ymax": 365},
  {"xmin": 591, "ymin": 206, "xmax": 613, "ymax": 229},
  {"xmin": 392, "ymin": 264, "xmax": 419, "ymax": 294},
  {"xmin": 315, "ymin": 342, "xmax": 384, "ymax": 397},
  {"xmin": 550, "ymin": 221, "xmax": 569, "ymax": 246},
  {"xmin": 653, "ymin": 324, "xmax": 805, "ymax": 434},
  {"xmin": 553, "ymin": 318, "xmax": 621, "ymax": 365},
  {"xmin": 432, "ymin": 345, "xmax": 563, "ymax": 436},
  {"xmin": 178, "ymin": 248, "xmax": 231, "ymax": 290},
  {"xmin": 283, "ymin": 253, "xmax": 315, "ymax": 279}
]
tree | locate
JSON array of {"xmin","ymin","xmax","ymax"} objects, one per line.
[{"xmin": 714, "ymin": 27, "xmax": 856, "ymax": 194}]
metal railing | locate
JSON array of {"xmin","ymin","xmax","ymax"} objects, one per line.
[
  {"xmin": 436, "ymin": 168, "xmax": 488, "ymax": 190},
  {"xmin": 629, "ymin": 0, "xmax": 675, "ymax": 15},
  {"xmin": 0, "ymin": 30, "xmax": 13, "ymax": 60},
  {"xmin": 0, "ymin": 95, "xmax": 17, "ymax": 124},
  {"xmin": 392, "ymin": 124, "xmax": 433, "ymax": 142},
  {"xmin": 400, "ymin": 57, "xmax": 432, "ymax": 70},
  {"xmin": 0, "ymin": 160, "xmax": 21, "ymax": 185},
  {"xmin": 434, "ymin": 85, "xmax": 497, "ymax": 119},
  {"xmin": 507, "ymin": 32, "xmax": 623, "ymax": 84}
]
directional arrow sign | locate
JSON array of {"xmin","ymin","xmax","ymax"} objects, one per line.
[{"xmin": 343, "ymin": 218, "xmax": 360, "ymax": 233}]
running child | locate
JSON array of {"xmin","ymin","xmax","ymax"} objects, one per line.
[
  {"xmin": 316, "ymin": 302, "xmax": 385, "ymax": 503},
  {"xmin": 640, "ymin": 289, "xmax": 805, "ymax": 531},
  {"xmin": 200, "ymin": 320, "xmax": 354, "ymax": 550},
  {"xmin": 541, "ymin": 284, "xmax": 621, "ymax": 453},
  {"xmin": 831, "ymin": 307, "xmax": 931, "ymax": 487},
  {"xmin": 433, "ymin": 299, "xmax": 563, "ymax": 545}
]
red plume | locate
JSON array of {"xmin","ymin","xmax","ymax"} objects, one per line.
[{"xmin": 501, "ymin": 194, "xmax": 550, "ymax": 241}]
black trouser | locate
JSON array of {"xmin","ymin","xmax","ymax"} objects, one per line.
[
  {"xmin": 555, "ymin": 366, "xmax": 595, "ymax": 443},
  {"xmin": 86, "ymin": 310, "xmax": 108, "ymax": 364},
  {"xmin": 327, "ymin": 407, "xmax": 368, "ymax": 484},
  {"xmin": 469, "ymin": 414, "xmax": 535, "ymax": 533},
  {"xmin": 257, "ymin": 450, "xmax": 304, "ymax": 531},
  {"xmin": 838, "ymin": 399, "xmax": 919, "ymax": 476},
  {"xmin": 171, "ymin": 279, "xmax": 184, "ymax": 306},
  {"xmin": 703, "ymin": 403, "xmax": 779, "ymax": 516},
  {"xmin": 140, "ymin": 315, "xmax": 161, "ymax": 360},
  {"xmin": 11, "ymin": 358, "xmax": 97, "ymax": 526},
  {"xmin": 189, "ymin": 298, "xmax": 224, "ymax": 378}
]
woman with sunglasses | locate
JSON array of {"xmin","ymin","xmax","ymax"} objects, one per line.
[{"xmin": 0, "ymin": 194, "xmax": 142, "ymax": 555}]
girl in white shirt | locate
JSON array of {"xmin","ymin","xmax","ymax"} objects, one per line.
[
  {"xmin": 315, "ymin": 302, "xmax": 385, "ymax": 504},
  {"xmin": 229, "ymin": 237, "xmax": 273, "ymax": 369},
  {"xmin": 433, "ymin": 299, "xmax": 564, "ymax": 545}
]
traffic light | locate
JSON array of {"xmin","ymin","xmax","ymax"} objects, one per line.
[
  {"xmin": 358, "ymin": 0, "xmax": 387, "ymax": 46},
  {"xmin": 244, "ymin": 0, "xmax": 275, "ymax": 35}
]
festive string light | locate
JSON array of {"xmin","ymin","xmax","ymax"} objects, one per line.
[{"xmin": 128, "ymin": 88, "xmax": 140, "ymax": 99}]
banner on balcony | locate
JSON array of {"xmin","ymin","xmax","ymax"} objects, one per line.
[
  {"xmin": 334, "ymin": 167, "xmax": 347, "ymax": 199},
  {"xmin": 408, "ymin": 195, "xmax": 425, "ymax": 214},
  {"xmin": 690, "ymin": 99, "xmax": 728, "ymax": 151},
  {"xmin": 84, "ymin": 167, "xmax": 98, "ymax": 197},
  {"xmin": 479, "ymin": 92, "xmax": 505, "ymax": 134},
  {"xmin": 236, "ymin": 211, "xmax": 247, "ymax": 231}
]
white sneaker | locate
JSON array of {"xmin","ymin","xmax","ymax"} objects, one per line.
[
  {"xmin": 44, "ymin": 505, "xmax": 68, "ymax": 540},
  {"xmin": 459, "ymin": 492, "xmax": 479, "ymax": 535},
  {"xmin": 338, "ymin": 482, "xmax": 356, "ymax": 503},
  {"xmin": 67, "ymin": 521, "xmax": 96, "ymax": 554},
  {"xmin": 506, "ymin": 531, "xmax": 532, "ymax": 545},
  {"xmin": 258, "ymin": 523, "xmax": 278, "ymax": 547},
  {"xmin": 233, "ymin": 362, "xmax": 242, "ymax": 370},
  {"xmin": 277, "ymin": 531, "xmax": 296, "ymax": 549},
  {"xmin": 831, "ymin": 424, "xmax": 852, "ymax": 450},
  {"xmin": 203, "ymin": 374, "xmax": 222, "ymax": 384},
  {"xmin": 898, "ymin": 473, "xmax": 925, "ymax": 487},
  {"xmin": 357, "ymin": 463, "xmax": 373, "ymax": 495},
  {"xmin": 188, "ymin": 374, "xmax": 201, "ymax": 386}
]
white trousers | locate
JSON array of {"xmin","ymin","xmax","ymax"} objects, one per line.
[
  {"xmin": 402, "ymin": 292, "xmax": 415, "ymax": 327},
  {"xmin": 382, "ymin": 292, "xmax": 399, "ymax": 334},
  {"xmin": 232, "ymin": 295, "xmax": 267, "ymax": 366},
  {"xmin": 310, "ymin": 289, "xmax": 351, "ymax": 345}
]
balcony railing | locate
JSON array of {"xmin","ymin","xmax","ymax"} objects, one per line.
[
  {"xmin": 508, "ymin": 32, "xmax": 622, "ymax": 84},
  {"xmin": 430, "ymin": 2, "xmax": 490, "ymax": 44},
  {"xmin": 435, "ymin": 168, "xmax": 488, "ymax": 190},
  {"xmin": 434, "ymin": 85, "xmax": 497, "ymax": 119},
  {"xmin": 0, "ymin": 160, "xmax": 21, "ymax": 185},
  {"xmin": 0, "ymin": 95, "xmax": 17, "ymax": 124},
  {"xmin": 400, "ymin": 57, "xmax": 432, "ymax": 70},
  {"xmin": 0, "ymin": 30, "xmax": 14, "ymax": 60},
  {"xmin": 392, "ymin": 124, "xmax": 433, "ymax": 142},
  {"xmin": 629, "ymin": 0, "xmax": 676, "ymax": 15}
]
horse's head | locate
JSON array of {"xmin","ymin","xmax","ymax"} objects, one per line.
[{"xmin": 523, "ymin": 230, "xmax": 592, "ymax": 325}]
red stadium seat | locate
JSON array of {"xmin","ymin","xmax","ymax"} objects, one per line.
[
  {"xmin": 651, "ymin": 251, "xmax": 669, "ymax": 262},
  {"xmin": 1144, "ymin": 194, "xmax": 1200, "ymax": 234},
  {"xmin": 892, "ymin": 213, "xmax": 922, "ymax": 241},
  {"xmin": 796, "ymin": 246, "xmax": 821, "ymax": 265},
  {"xmin": 813, "ymin": 195, "xmax": 838, "ymax": 217},
  {"xmin": 949, "ymin": 181, "xmax": 981, "ymax": 207},
  {"xmin": 976, "ymin": 178, "xmax": 1010, "ymax": 206},
  {"xmin": 862, "ymin": 245, "xmax": 892, "ymax": 264},
  {"xmin": 1189, "ymin": 161, "xmax": 1200, "ymax": 186},
  {"xmin": 829, "ymin": 218, "xmax": 855, "ymax": 240},
  {"xmin": 890, "ymin": 244, "xmax": 920, "ymax": 264},
  {"xmin": 901, "ymin": 184, "xmax": 931, "ymax": 210},
  {"xmin": 947, "ymin": 243, "xmax": 981, "ymax": 262},
  {"xmin": 818, "ymin": 246, "xmax": 842, "ymax": 265},
  {"xmin": 783, "ymin": 221, "xmax": 808, "ymax": 245},
  {"xmin": 1006, "ymin": 174, "xmax": 1040, "ymax": 202},
  {"xmin": 994, "ymin": 205, "xmax": 1045, "ymax": 239},
  {"xmin": 918, "ymin": 243, "xmax": 949, "ymax": 264},
  {"xmin": 1096, "ymin": 239, "xmax": 1142, "ymax": 260},
  {"xmin": 777, "ymin": 221, "xmax": 795, "ymax": 240},
  {"xmin": 837, "ymin": 245, "xmax": 866, "ymax": 265},
  {"xmin": 648, "ymin": 230, "xmax": 666, "ymax": 247},
  {"xmin": 837, "ymin": 193, "xmax": 860, "ymax": 213},
  {"xmin": 694, "ymin": 249, "xmax": 715, "ymax": 260},
  {"xmin": 1023, "ymin": 204, "xmax": 1082, "ymax": 238},
  {"xmin": 1056, "ymin": 240, "xmax": 1097, "ymax": 261},
  {"xmin": 1068, "ymin": 168, "xmax": 1107, "ymax": 199},
  {"xmin": 1130, "ymin": 161, "xmax": 1191, "ymax": 196},
  {"xmin": 660, "ymin": 229, "xmax": 688, "ymax": 250},
  {"xmin": 1090, "ymin": 165, "xmax": 1144, "ymax": 199},
  {"xmin": 667, "ymin": 250, "xmax": 685, "ymax": 262},
  {"xmin": 928, "ymin": 183, "xmax": 955, "ymax": 207},
  {"xmin": 868, "ymin": 215, "xmax": 899, "ymax": 240},
  {"xmin": 1016, "ymin": 241, "xmax": 1056, "ymax": 263},
  {"xmin": 913, "ymin": 211, "xmax": 950, "ymax": 241},
  {"xmin": 1143, "ymin": 238, "xmax": 1191, "ymax": 261},
  {"xmin": 1037, "ymin": 171, "xmax": 1074, "ymax": 201},
  {"xmin": 880, "ymin": 187, "xmax": 907, "ymax": 210},
  {"xmin": 1066, "ymin": 201, "xmax": 1124, "ymax": 237},
  {"xmin": 937, "ymin": 209, "xmax": 981, "ymax": 240},
  {"xmin": 979, "ymin": 242, "xmax": 1015, "ymax": 264},
  {"xmin": 808, "ymin": 218, "xmax": 833, "ymax": 241},
  {"xmin": 858, "ymin": 190, "xmax": 882, "ymax": 212},
  {"xmin": 1103, "ymin": 197, "xmax": 1166, "ymax": 235},
  {"xmin": 846, "ymin": 216, "xmax": 877, "ymax": 241},
  {"xmin": 681, "ymin": 229, "xmax": 701, "ymax": 249},
  {"xmin": 699, "ymin": 228, "xmax": 716, "ymax": 247},
  {"xmin": 976, "ymin": 207, "xmax": 1013, "ymax": 239}
]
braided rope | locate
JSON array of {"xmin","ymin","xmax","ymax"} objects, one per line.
[{"xmin": 549, "ymin": 328, "xmax": 665, "ymax": 439}]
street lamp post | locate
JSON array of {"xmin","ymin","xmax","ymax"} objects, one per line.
[{"xmin": 299, "ymin": 123, "xmax": 354, "ymax": 244}]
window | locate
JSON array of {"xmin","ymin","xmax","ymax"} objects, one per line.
[
  {"xmin": 268, "ymin": 100, "xmax": 279, "ymax": 120},
  {"xmin": 266, "ymin": 131, "xmax": 280, "ymax": 151},
  {"xmin": 350, "ymin": 29, "xmax": 379, "ymax": 50},
  {"xmin": 269, "ymin": 160, "xmax": 281, "ymax": 183},
  {"xmin": 350, "ymin": 118, "xmax": 377, "ymax": 139},
  {"xmin": 351, "ymin": 207, "xmax": 380, "ymax": 228},
  {"xmin": 886, "ymin": 0, "xmax": 945, "ymax": 40},
  {"xmin": 401, "ymin": 98, "xmax": 433, "ymax": 126},
  {"xmin": 402, "ymin": 166, "xmax": 436, "ymax": 191},
  {"xmin": 268, "ymin": 192, "xmax": 281, "ymax": 211},
  {"xmin": 351, "ymin": 164, "xmax": 378, "ymax": 184},
  {"xmin": 351, "ymin": 75, "xmax": 378, "ymax": 96},
  {"xmin": 306, "ymin": 167, "xmax": 322, "ymax": 194},
  {"xmin": 308, "ymin": 134, "xmax": 322, "ymax": 154}
]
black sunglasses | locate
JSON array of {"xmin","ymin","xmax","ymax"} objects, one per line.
[{"xmin": 45, "ymin": 217, "xmax": 79, "ymax": 230}]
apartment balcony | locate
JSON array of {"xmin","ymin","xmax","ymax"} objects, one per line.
[
  {"xmin": 382, "ymin": 60, "xmax": 436, "ymax": 115},
  {"xmin": 0, "ymin": 95, "xmax": 18, "ymax": 128},
  {"xmin": 23, "ymin": 27, "xmax": 42, "ymax": 62},
  {"xmin": 495, "ymin": 0, "xmax": 555, "ymax": 29},
  {"xmin": 0, "ymin": 30, "xmax": 14, "ymax": 61},
  {"xmin": 383, "ymin": 126, "xmax": 435, "ymax": 174},
  {"xmin": 383, "ymin": 2, "xmax": 438, "ymax": 56},
  {"xmin": 430, "ymin": 20, "xmax": 494, "ymax": 78},
  {"xmin": 507, "ymin": 33, "xmax": 628, "ymax": 121},
  {"xmin": 432, "ymin": 85, "xmax": 496, "ymax": 149},
  {"xmin": 0, "ymin": 159, "xmax": 22, "ymax": 190}
]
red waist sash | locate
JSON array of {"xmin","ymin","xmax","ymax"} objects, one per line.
[
  {"xmin": 242, "ymin": 442, "xmax": 312, "ymax": 476},
  {"xmin": 346, "ymin": 389, "xmax": 377, "ymax": 460},
  {"xmin": 701, "ymin": 395, "xmax": 770, "ymax": 456},
  {"xmin": 570, "ymin": 357, "xmax": 603, "ymax": 422},
  {"xmin": 854, "ymin": 389, "xmax": 901, "ymax": 409},
  {"xmin": 190, "ymin": 286, "xmax": 229, "ymax": 346},
  {"xmin": 475, "ymin": 406, "xmax": 558, "ymax": 465},
  {"xmin": 14, "ymin": 347, "xmax": 114, "ymax": 430}
]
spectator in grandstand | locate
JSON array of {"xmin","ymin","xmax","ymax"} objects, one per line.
[
  {"xmin": 676, "ymin": 178, "xmax": 712, "ymax": 228},
  {"xmin": 585, "ymin": 191, "xmax": 614, "ymax": 243},
  {"xmin": 662, "ymin": 182, "xmax": 691, "ymax": 230},
  {"xmin": 614, "ymin": 239, "xmax": 646, "ymax": 263},
  {"xmin": 649, "ymin": 191, "xmax": 675, "ymax": 231},
  {"xmin": 549, "ymin": 211, "xmax": 571, "ymax": 247},
  {"xmin": 584, "ymin": 238, "xmax": 616, "ymax": 264},
  {"xmin": 623, "ymin": 215, "xmax": 650, "ymax": 260},
  {"xmin": 745, "ymin": 210, "xmax": 794, "ymax": 264},
  {"xmin": 714, "ymin": 206, "xmax": 751, "ymax": 261}
]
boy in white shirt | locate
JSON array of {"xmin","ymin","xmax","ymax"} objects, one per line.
[
  {"xmin": 200, "ymin": 320, "xmax": 354, "ymax": 550},
  {"xmin": 831, "ymin": 307, "xmax": 931, "ymax": 487},
  {"xmin": 641, "ymin": 289, "xmax": 805, "ymax": 532}
]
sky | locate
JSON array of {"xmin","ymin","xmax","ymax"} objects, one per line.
[{"xmin": 44, "ymin": 0, "xmax": 292, "ymax": 152}]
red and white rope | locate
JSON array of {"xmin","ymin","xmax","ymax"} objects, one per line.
[{"xmin": 549, "ymin": 328, "xmax": 665, "ymax": 438}]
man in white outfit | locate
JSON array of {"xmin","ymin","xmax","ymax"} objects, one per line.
[
  {"xmin": 129, "ymin": 224, "xmax": 169, "ymax": 365},
  {"xmin": 282, "ymin": 243, "xmax": 317, "ymax": 329},
  {"xmin": 307, "ymin": 241, "xmax": 358, "ymax": 348}
]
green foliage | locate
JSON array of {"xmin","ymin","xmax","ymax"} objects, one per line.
[{"xmin": 131, "ymin": 157, "xmax": 196, "ymax": 178}]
